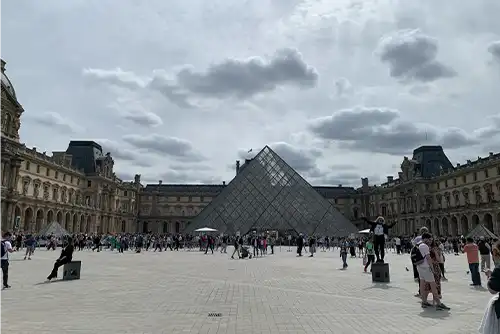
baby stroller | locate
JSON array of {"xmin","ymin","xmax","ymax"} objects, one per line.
[{"xmin": 240, "ymin": 246, "xmax": 252, "ymax": 259}]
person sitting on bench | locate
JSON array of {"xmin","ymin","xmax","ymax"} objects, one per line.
[{"xmin": 47, "ymin": 237, "xmax": 74, "ymax": 281}]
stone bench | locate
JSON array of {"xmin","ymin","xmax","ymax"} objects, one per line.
[{"xmin": 62, "ymin": 261, "xmax": 81, "ymax": 281}]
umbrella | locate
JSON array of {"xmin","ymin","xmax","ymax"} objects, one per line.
[
  {"xmin": 194, "ymin": 227, "xmax": 218, "ymax": 232},
  {"xmin": 358, "ymin": 228, "xmax": 371, "ymax": 234}
]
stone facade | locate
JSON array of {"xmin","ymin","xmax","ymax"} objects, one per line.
[
  {"xmin": 1, "ymin": 59, "xmax": 141, "ymax": 234},
  {"xmin": 364, "ymin": 147, "xmax": 500, "ymax": 236}
]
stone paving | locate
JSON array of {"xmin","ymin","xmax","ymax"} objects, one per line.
[{"xmin": 0, "ymin": 246, "xmax": 493, "ymax": 334}]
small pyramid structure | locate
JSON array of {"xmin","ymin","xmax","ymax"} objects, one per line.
[
  {"xmin": 466, "ymin": 224, "xmax": 498, "ymax": 239},
  {"xmin": 39, "ymin": 221, "xmax": 70, "ymax": 237},
  {"xmin": 184, "ymin": 146, "xmax": 358, "ymax": 236}
]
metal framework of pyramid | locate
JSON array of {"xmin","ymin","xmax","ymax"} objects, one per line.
[{"xmin": 184, "ymin": 146, "xmax": 358, "ymax": 236}]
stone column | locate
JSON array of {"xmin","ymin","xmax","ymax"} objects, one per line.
[{"xmin": 0, "ymin": 160, "xmax": 6, "ymax": 186}]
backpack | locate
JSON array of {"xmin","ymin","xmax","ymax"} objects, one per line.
[
  {"xmin": 411, "ymin": 243, "xmax": 425, "ymax": 265},
  {"xmin": 1, "ymin": 241, "xmax": 6, "ymax": 258}
]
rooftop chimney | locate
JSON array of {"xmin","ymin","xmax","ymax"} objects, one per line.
[
  {"xmin": 236, "ymin": 160, "xmax": 240, "ymax": 175},
  {"xmin": 338, "ymin": 184, "xmax": 342, "ymax": 187},
  {"xmin": 387, "ymin": 176, "xmax": 393, "ymax": 183},
  {"xmin": 222, "ymin": 181, "xmax": 226, "ymax": 186},
  {"xmin": 158, "ymin": 180, "xmax": 162, "ymax": 185},
  {"xmin": 490, "ymin": 152, "xmax": 494, "ymax": 157}
]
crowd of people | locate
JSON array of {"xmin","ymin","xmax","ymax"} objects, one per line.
[{"xmin": 2, "ymin": 217, "xmax": 500, "ymax": 332}]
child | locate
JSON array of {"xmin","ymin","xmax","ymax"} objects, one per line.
[{"xmin": 463, "ymin": 237, "xmax": 481, "ymax": 286}]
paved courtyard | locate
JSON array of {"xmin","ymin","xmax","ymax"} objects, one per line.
[{"xmin": 1, "ymin": 246, "xmax": 492, "ymax": 334}]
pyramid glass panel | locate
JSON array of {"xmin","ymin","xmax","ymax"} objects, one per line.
[{"xmin": 184, "ymin": 146, "xmax": 358, "ymax": 236}]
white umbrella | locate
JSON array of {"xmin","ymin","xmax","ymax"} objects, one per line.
[
  {"xmin": 195, "ymin": 227, "xmax": 218, "ymax": 232},
  {"xmin": 358, "ymin": 228, "xmax": 371, "ymax": 234}
]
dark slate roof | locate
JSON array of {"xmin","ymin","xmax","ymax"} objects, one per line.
[
  {"xmin": 313, "ymin": 186, "xmax": 357, "ymax": 198},
  {"xmin": 412, "ymin": 145, "xmax": 454, "ymax": 178},
  {"xmin": 66, "ymin": 141, "xmax": 104, "ymax": 174},
  {"xmin": 145, "ymin": 184, "xmax": 357, "ymax": 199},
  {"xmin": 143, "ymin": 184, "xmax": 226, "ymax": 195}
]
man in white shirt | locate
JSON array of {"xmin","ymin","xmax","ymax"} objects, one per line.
[
  {"xmin": 415, "ymin": 233, "xmax": 449, "ymax": 310},
  {"xmin": 1, "ymin": 232, "xmax": 15, "ymax": 289},
  {"xmin": 394, "ymin": 237, "xmax": 401, "ymax": 254}
]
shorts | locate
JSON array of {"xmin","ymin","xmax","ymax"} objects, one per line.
[{"xmin": 417, "ymin": 265, "xmax": 435, "ymax": 283}]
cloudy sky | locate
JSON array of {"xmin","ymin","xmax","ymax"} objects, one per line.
[{"xmin": 2, "ymin": 0, "xmax": 499, "ymax": 187}]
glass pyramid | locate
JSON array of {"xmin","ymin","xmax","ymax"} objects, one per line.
[{"xmin": 184, "ymin": 146, "xmax": 358, "ymax": 236}]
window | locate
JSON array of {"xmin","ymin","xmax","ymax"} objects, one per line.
[
  {"xmin": 462, "ymin": 175, "xmax": 466, "ymax": 183},
  {"xmin": 176, "ymin": 196, "xmax": 181, "ymax": 201},
  {"xmin": 425, "ymin": 184, "xmax": 429, "ymax": 191},
  {"xmin": 25, "ymin": 161, "xmax": 30, "ymax": 171},
  {"xmin": 77, "ymin": 178, "xmax": 80, "ymax": 185},
  {"xmin": 485, "ymin": 169, "xmax": 489, "ymax": 178},
  {"xmin": 444, "ymin": 180, "xmax": 448, "ymax": 187},
  {"xmin": 70, "ymin": 175, "xmax": 73, "ymax": 183},
  {"xmin": 453, "ymin": 178, "xmax": 457, "ymax": 186},
  {"xmin": 124, "ymin": 190, "xmax": 128, "ymax": 196},
  {"xmin": 87, "ymin": 180, "xmax": 92, "ymax": 188},
  {"xmin": 436, "ymin": 182, "xmax": 440, "ymax": 190},
  {"xmin": 200, "ymin": 196, "xmax": 204, "ymax": 202},
  {"xmin": 497, "ymin": 166, "xmax": 500, "ymax": 175},
  {"xmin": 55, "ymin": 171, "xmax": 59, "ymax": 179},
  {"xmin": 46, "ymin": 168, "xmax": 50, "ymax": 176},
  {"xmin": 188, "ymin": 196, "xmax": 192, "ymax": 202},
  {"xmin": 473, "ymin": 172, "xmax": 477, "ymax": 181},
  {"xmin": 36, "ymin": 165, "xmax": 40, "ymax": 173}
]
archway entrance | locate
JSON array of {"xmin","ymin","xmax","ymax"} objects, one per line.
[
  {"xmin": 461, "ymin": 215, "xmax": 469, "ymax": 235},
  {"xmin": 484, "ymin": 213, "xmax": 494, "ymax": 233},
  {"xmin": 441, "ymin": 217, "xmax": 449, "ymax": 236},
  {"xmin": 14, "ymin": 206, "xmax": 21, "ymax": 230},
  {"xmin": 24, "ymin": 207, "xmax": 34, "ymax": 232},
  {"xmin": 65, "ymin": 212, "xmax": 71, "ymax": 231},
  {"xmin": 450, "ymin": 216, "xmax": 458, "ymax": 236},
  {"xmin": 73, "ymin": 214, "xmax": 78, "ymax": 233},
  {"xmin": 56, "ymin": 211, "xmax": 63, "ymax": 224},
  {"xmin": 35, "ymin": 209, "xmax": 44, "ymax": 232},
  {"xmin": 472, "ymin": 214, "xmax": 480, "ymax": 228},
  {"xmin": 46, "ymin": 210, "xmax": 54, "ymax": 223},
  {"xmin": 433, "ymin": 218, "xmax": 440, "ymax": 236}
]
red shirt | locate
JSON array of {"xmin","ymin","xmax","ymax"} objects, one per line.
[{"xmin": 463, "ymin": 243, "xmax": 479, "ymax": 264}]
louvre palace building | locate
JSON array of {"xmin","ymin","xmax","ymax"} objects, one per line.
[
  {"xmin": 2, "ymin": 58, "xmax": 500, "ymax": 237},
  {"xmin": 1, "ymin": 59, "xmax": 140, "ymax": 234}
]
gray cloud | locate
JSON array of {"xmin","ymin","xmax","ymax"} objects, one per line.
[
  {"xmin": 97, "ymin": 139, "xmax": 153, "ymax": 167},
  {"xmin": 334, "ymin": 77, "xmax": 353, "ymax": 97},
  {"xmin": 238, "ymin": 142, "xmax": 322, "ymax": 176},
  {"xmin": 121, "ymin": 110, "xmax": 163, "ymax": 127},
  {"xmin": 176, "ymin": 48, "xmax": 318, "ymax": 98},
  {"xmin": 122, "ymin": 134, "xmax": 204, "ymax": 162},
  {"xmin": 83, "ymin": 48, "xmax": 318, "ymax": 107},
  {"xmin": 26, "ymin": 111, "xmax": 81, "ymax": 133},
  {"xmin": 377, "ymin": 29, "xmax": 456, "ymax": 83},
  {"xmin": 488, "ymin": 41, "xmax": 500, "ymax": 62},
  {"xmin": 308, "ymin": 106, "xmax": 479, "ymax": 155}
]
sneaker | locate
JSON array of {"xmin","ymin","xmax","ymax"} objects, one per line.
[
  {"xmin": 414, "ymin": 293, "xmax": 421, "ymax": 298},
  {"xmin": 421, "ymin": 302, "xmax": 432, "ymax": 308},
  {"xmin": 436, "ymin": 303, "xmax": 450, "ymax": 310},
  {"xmin": 2, "ymin": 285, "xmax": 11, "ymax": 289}
]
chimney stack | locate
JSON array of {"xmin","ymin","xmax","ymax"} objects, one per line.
[
  {"xmin": 222, "ymin": 181, "xmax": 226, "ymax": 186},
  {"xmin": 387, "ymin": 176, "xmax": 393, "ymax": 183},
  {"xmin": 236, "ymin": 160, "xmax": 240, "ymax": 175},
  {"xmin": 158, "ymin": 180, "xmax": 162, "ymax": 185},
  {"xmin": 361, "ymin": 177, "xmax": 369, "ymax": 189}
]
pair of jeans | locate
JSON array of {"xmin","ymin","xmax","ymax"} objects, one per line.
[
  {"xmin": 341, "ymin": 253, "xmax": 347, "ymax": 267},
  {"xmin": 1, "ymin": 260, "xmax": 9, "ymax": 287},
  {"xmin": 469, "ymin": 262, "xmax": 481, "ymax": 285}
]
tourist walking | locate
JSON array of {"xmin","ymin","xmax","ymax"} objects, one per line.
[
  {"xmin": 464, "ymin": 237, "xmax": 481, "ymax": 286},
  {"xmin": 1, "ymin": 232, "xmax": 14, "ymax": 289}
]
